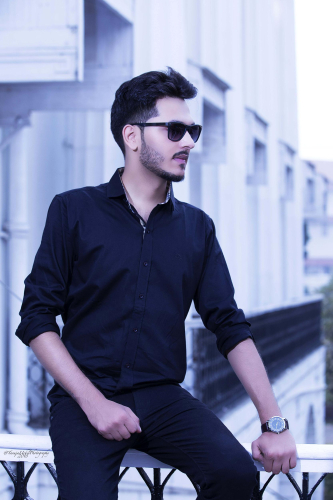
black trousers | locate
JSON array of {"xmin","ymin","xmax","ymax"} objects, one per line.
[{"xmin": 49, "ymin": 384, "xmax": 257, "ymax": 499}]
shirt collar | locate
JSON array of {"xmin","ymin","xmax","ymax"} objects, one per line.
[{"xmin": 107, "ymin": 167, "xmax": 175, "ymax": 211}]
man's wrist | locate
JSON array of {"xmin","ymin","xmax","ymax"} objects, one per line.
[
  {"xmin": 261, "ymin": 416, "xmax": 289, "ymax": 434},
  {"xmin": 71, "ymin": 382, "xmax": 107, "ymax": 413}
]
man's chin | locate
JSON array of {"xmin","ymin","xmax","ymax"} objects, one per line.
[
  {"xmin": 155, "ymin": 165, "xmax": 185, "ymax": 183},
  {"xmin": 163, "ymin": 170, "xmax": 185, "ymax": 182},
  {"xmin": 171, "ymin": 175, "xmax": 185, "ymax": 183}
]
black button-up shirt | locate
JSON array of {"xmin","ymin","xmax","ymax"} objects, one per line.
[{"xmin": 16, "ymin": 167, "xmax": 253, "ymax": 405}]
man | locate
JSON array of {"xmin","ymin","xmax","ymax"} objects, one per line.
[{"xmin": 16, "ymin": 67, "xmax": 296, "ymax": 500}]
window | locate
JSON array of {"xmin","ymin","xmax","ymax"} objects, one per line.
[
  {"xmin": 0, "ymin": 0, "xmax": 84, "ymax": 83},
  {"xmin": 285, "ymin": 165, "xmax": 294, "ymax": 201},
  {"xmin": 306, "ymin": 179, "xmax": 315, "ymax": 210},
  {"xmin": 245, "ymin": 109, "xmax": 268, "ymax": 185},
  {"xmin": 253, "ymin": 139, "xmax": 267, "ymax": 185}
]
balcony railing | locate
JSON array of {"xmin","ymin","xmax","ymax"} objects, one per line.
[
  {"xmin": 0, "ymin": 435, "xmax": 331, "ymax": 500},
  {"xmin": 190, "ymin": 296, "xmax": 322, "ymax": 415}
]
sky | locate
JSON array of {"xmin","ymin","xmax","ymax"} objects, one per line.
[{"xmin": 294, "ymin": 0, "xmax": 333, "ymax": 161}]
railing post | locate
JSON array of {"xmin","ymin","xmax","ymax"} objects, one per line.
[
  {"xmin": 302, "ymin": 472, "xmax": 309, "ymax": 499},
  {"xmin": 12, "ymin": 462, "xmax": 33, "ymax": 500},
  {"xmin": 152, "ymin": 468, "xmax": 163, "ymax": 500}
]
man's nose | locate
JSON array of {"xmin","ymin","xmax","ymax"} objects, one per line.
[{"xmin": 180, "ymin": 131, "xmax": 196, "ymax": 149}]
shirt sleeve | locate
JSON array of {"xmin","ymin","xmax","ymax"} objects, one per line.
[
  {"xmin": 193, "ymin": 215, "xmax": 254, "ymax": 358},
  {"xmin": 15, "ymin": 194, "xmax": 73, "ymax": 346}
]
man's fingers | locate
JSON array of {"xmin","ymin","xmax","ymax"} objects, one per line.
[
  {"xmin": 112, "ymin": 429, "xmax": 125, "ymax": 441},
  {"xmin": 124, "ymin": 407, "xmax": 141, "ymax": 431},
  {"xmin": 97, "ymin": 423, "xmax": 131, "ymax": 441},
  {"xmin": 118, "ymin": 425, "xmax": 131, "ymax": 440},
  {"xmin": 272, "ymin": 460, "xmax": 283, "ymax": 475},
  {"xmin": 97, "ymin": 430, "xmax": 115, "ymax": 440},
  {"xmin": 290, "ymin": 454, "xmax": 297, "ymax": 469},
  {"xmin": 281, "ymin": 460, "xmax": 291, "ymax": 474},
  {"xmin": 251, "ymin": 442, "xmax": 263, "ymax": 462},
  {"xmin": 262, "ymin": 458, "xmax": 274, "ymax": 473},
  {"xmin": 108, "ymin": 427, "xmax": 130, "ymax": 441},
  {"xmin": 265, "ymin": 456, "xmax": 295, "ymax": 475},
  {"xmin": 124, "ymin": 414, "xmax": 141, "ymax": 434}
]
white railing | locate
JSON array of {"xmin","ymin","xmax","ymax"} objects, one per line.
[{"xmin": 0, "ymin": 435, "xmax": 332, "ymax": 499}]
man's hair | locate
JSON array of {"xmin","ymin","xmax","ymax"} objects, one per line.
[{"xmin": 110, "ymin": 67, "xmax": 198, "ymax": 156}]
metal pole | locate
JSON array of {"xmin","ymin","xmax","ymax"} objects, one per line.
[
  {"xmin": 302, "ymin": 472, "xmax": 309, "ymax": 499},
  {"xmin": 152, "ymin": 468, "xmax": 163, "ymax": 500}
]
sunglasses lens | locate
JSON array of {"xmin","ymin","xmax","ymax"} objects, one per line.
[
  {"xmin": 168, "ymin": 123, "xmax": 186, "ymax": 141},
  {"xmin": 168, "ymin": 124, "xmax": 202, "ymax": 142},
  {"xmin": 189, "ymin": 125, "xmax": 201, "ymax": 143}
]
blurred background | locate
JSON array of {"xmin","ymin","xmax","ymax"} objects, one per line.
[{"xmin": 0, "ymin": 0, "xmax": 332, "ymax": 498}]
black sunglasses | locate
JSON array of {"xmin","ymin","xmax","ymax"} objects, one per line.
[{"xmin": 130, "ymin": 122, "xmax": 202, "ymax": 143}]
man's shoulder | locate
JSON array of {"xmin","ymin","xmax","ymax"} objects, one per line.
[
  {"xmin": 55, "ymin": 183, "xmax": 108, "ymax": 205},
  {"xmin": 174, "ymin": 198, "xmax": 212, "ymax": 224}
]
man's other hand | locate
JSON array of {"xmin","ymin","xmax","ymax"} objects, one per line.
[
  {"xmin": 84, "ymin": 398, "xmax": 142, "ymax": 441},
  {"xmin": 251, "ymin": 430, "xmax": 297, "ymax": 474}
]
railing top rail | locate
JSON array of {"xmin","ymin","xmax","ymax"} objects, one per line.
[
  {"xmin": 1, "ymin": 435, "xmax": 333, "ymax": 472},
  {"xmin": 243, "ymin": 294, "xmax": 323, "ymax": 318},
  {"xmin": 0, "ymin": 434, "xmax": 51, "ymax": 451},
  {"xmin": 187, "ymin": 294, "xmax": 323, "ymax": 326}
]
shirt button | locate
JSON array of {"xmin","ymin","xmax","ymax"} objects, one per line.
[
  {"xmin": 133, "ymin": 328, "xmax": 138, "ymax": 332},
  {"xmin": 139, "ymin": 294, "xmax": 144, "ymax": 299},
  {"xmin": 125, "ymin": 363, "xmax": 131, "ymax": 369},
  {"xmin": 146, "ymin": 230, "xmax": 150, "ymax": 234},
  {"xmin": 143, "ymin": 262, "xmax": 148, "ymax": 266}
]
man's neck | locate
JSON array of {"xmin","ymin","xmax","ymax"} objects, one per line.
[{"xmin": 120, "ymin": 165, "xmax": 169, "ymax": 208}]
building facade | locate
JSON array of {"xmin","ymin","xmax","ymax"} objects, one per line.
[{"xmin": 0, "ymin": 1, "xmax": 325, "ymax": 499}]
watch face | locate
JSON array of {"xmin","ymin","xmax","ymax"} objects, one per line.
[{"xmin": 268, "ymin": 416, "xmax": 285, "ymax": 433}]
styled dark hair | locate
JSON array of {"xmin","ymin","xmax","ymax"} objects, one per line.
[{"xmin": 110, "ymin": 67, "xmax": 198, "ymax": 156}]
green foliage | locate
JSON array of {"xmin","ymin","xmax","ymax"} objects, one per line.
[
  {"xmin": 321, "ymin": 276, "xmax": 333, "ymax": 342},
  {"xmin": 319, "ymin": 277, "xmax": 333, "ymax": 414},
  {"xmin": 320, "ymin": 277, "xmax": 333, "ymax": 500}
]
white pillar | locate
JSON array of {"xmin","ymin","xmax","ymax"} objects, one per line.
[
  {"xmin": 133, "ymin": 0, "xmax": 187, "ymax": 76},
  {"xmin": 5, "ymin": 126, "xmax": 32, "ymax": 434}
]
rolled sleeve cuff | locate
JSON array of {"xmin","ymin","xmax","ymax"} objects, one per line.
[
  {"xmin": 15, "ymin": 315, "xmax": 61, "ymax": 346},
  {"xmin": 216, "ymin": 327, "xmax": 255, "ymax": 359}
]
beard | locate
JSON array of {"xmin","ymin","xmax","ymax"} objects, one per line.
[{"xmin": 139, "ymin": 135, "xmax": 185, "ymax": 182}]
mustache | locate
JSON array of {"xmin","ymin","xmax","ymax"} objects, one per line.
[{"xmin": 173, "ymin": 151, "xmax": 190, "ymax": 159}]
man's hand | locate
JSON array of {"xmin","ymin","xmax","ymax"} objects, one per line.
[
  {"xmin": 83, "ymin": 398, "xmax": 142, "ymax": 441},
  {"xmin": 85, "ymin": 399, "xmax": 142, "ymax": 441},
  {"xmin": 29, "ymin": 332, "xmax": 142, "ymax": 442},
  {"xmin": 252, "ymin": 430, "xmax": 297, "ymax": 474}
]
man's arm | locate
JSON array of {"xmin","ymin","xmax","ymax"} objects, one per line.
[
  {"xmin": 15, "ymin": 195, "xmax": 140, "ymax": 440},
  {"xmin": 30, "ymin": 331, "xmax": 141, "ymax": 441},
  {"xmin": 227, "ymin": 338, "xmax": 297, "ymax": 474}
]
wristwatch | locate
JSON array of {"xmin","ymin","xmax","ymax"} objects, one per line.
[{"xmin": 261, "ymin": 416, "xmax": 289, "ymax": 434}]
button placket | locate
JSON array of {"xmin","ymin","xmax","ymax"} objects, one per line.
[{"xmin": 116, "ymin": 210, "xmax": 155, "ymax": 391}]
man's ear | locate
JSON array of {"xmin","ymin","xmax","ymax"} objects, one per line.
[{"xmin": 123, "ymin": 124, "xmax": 140, "ymax": 153}]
